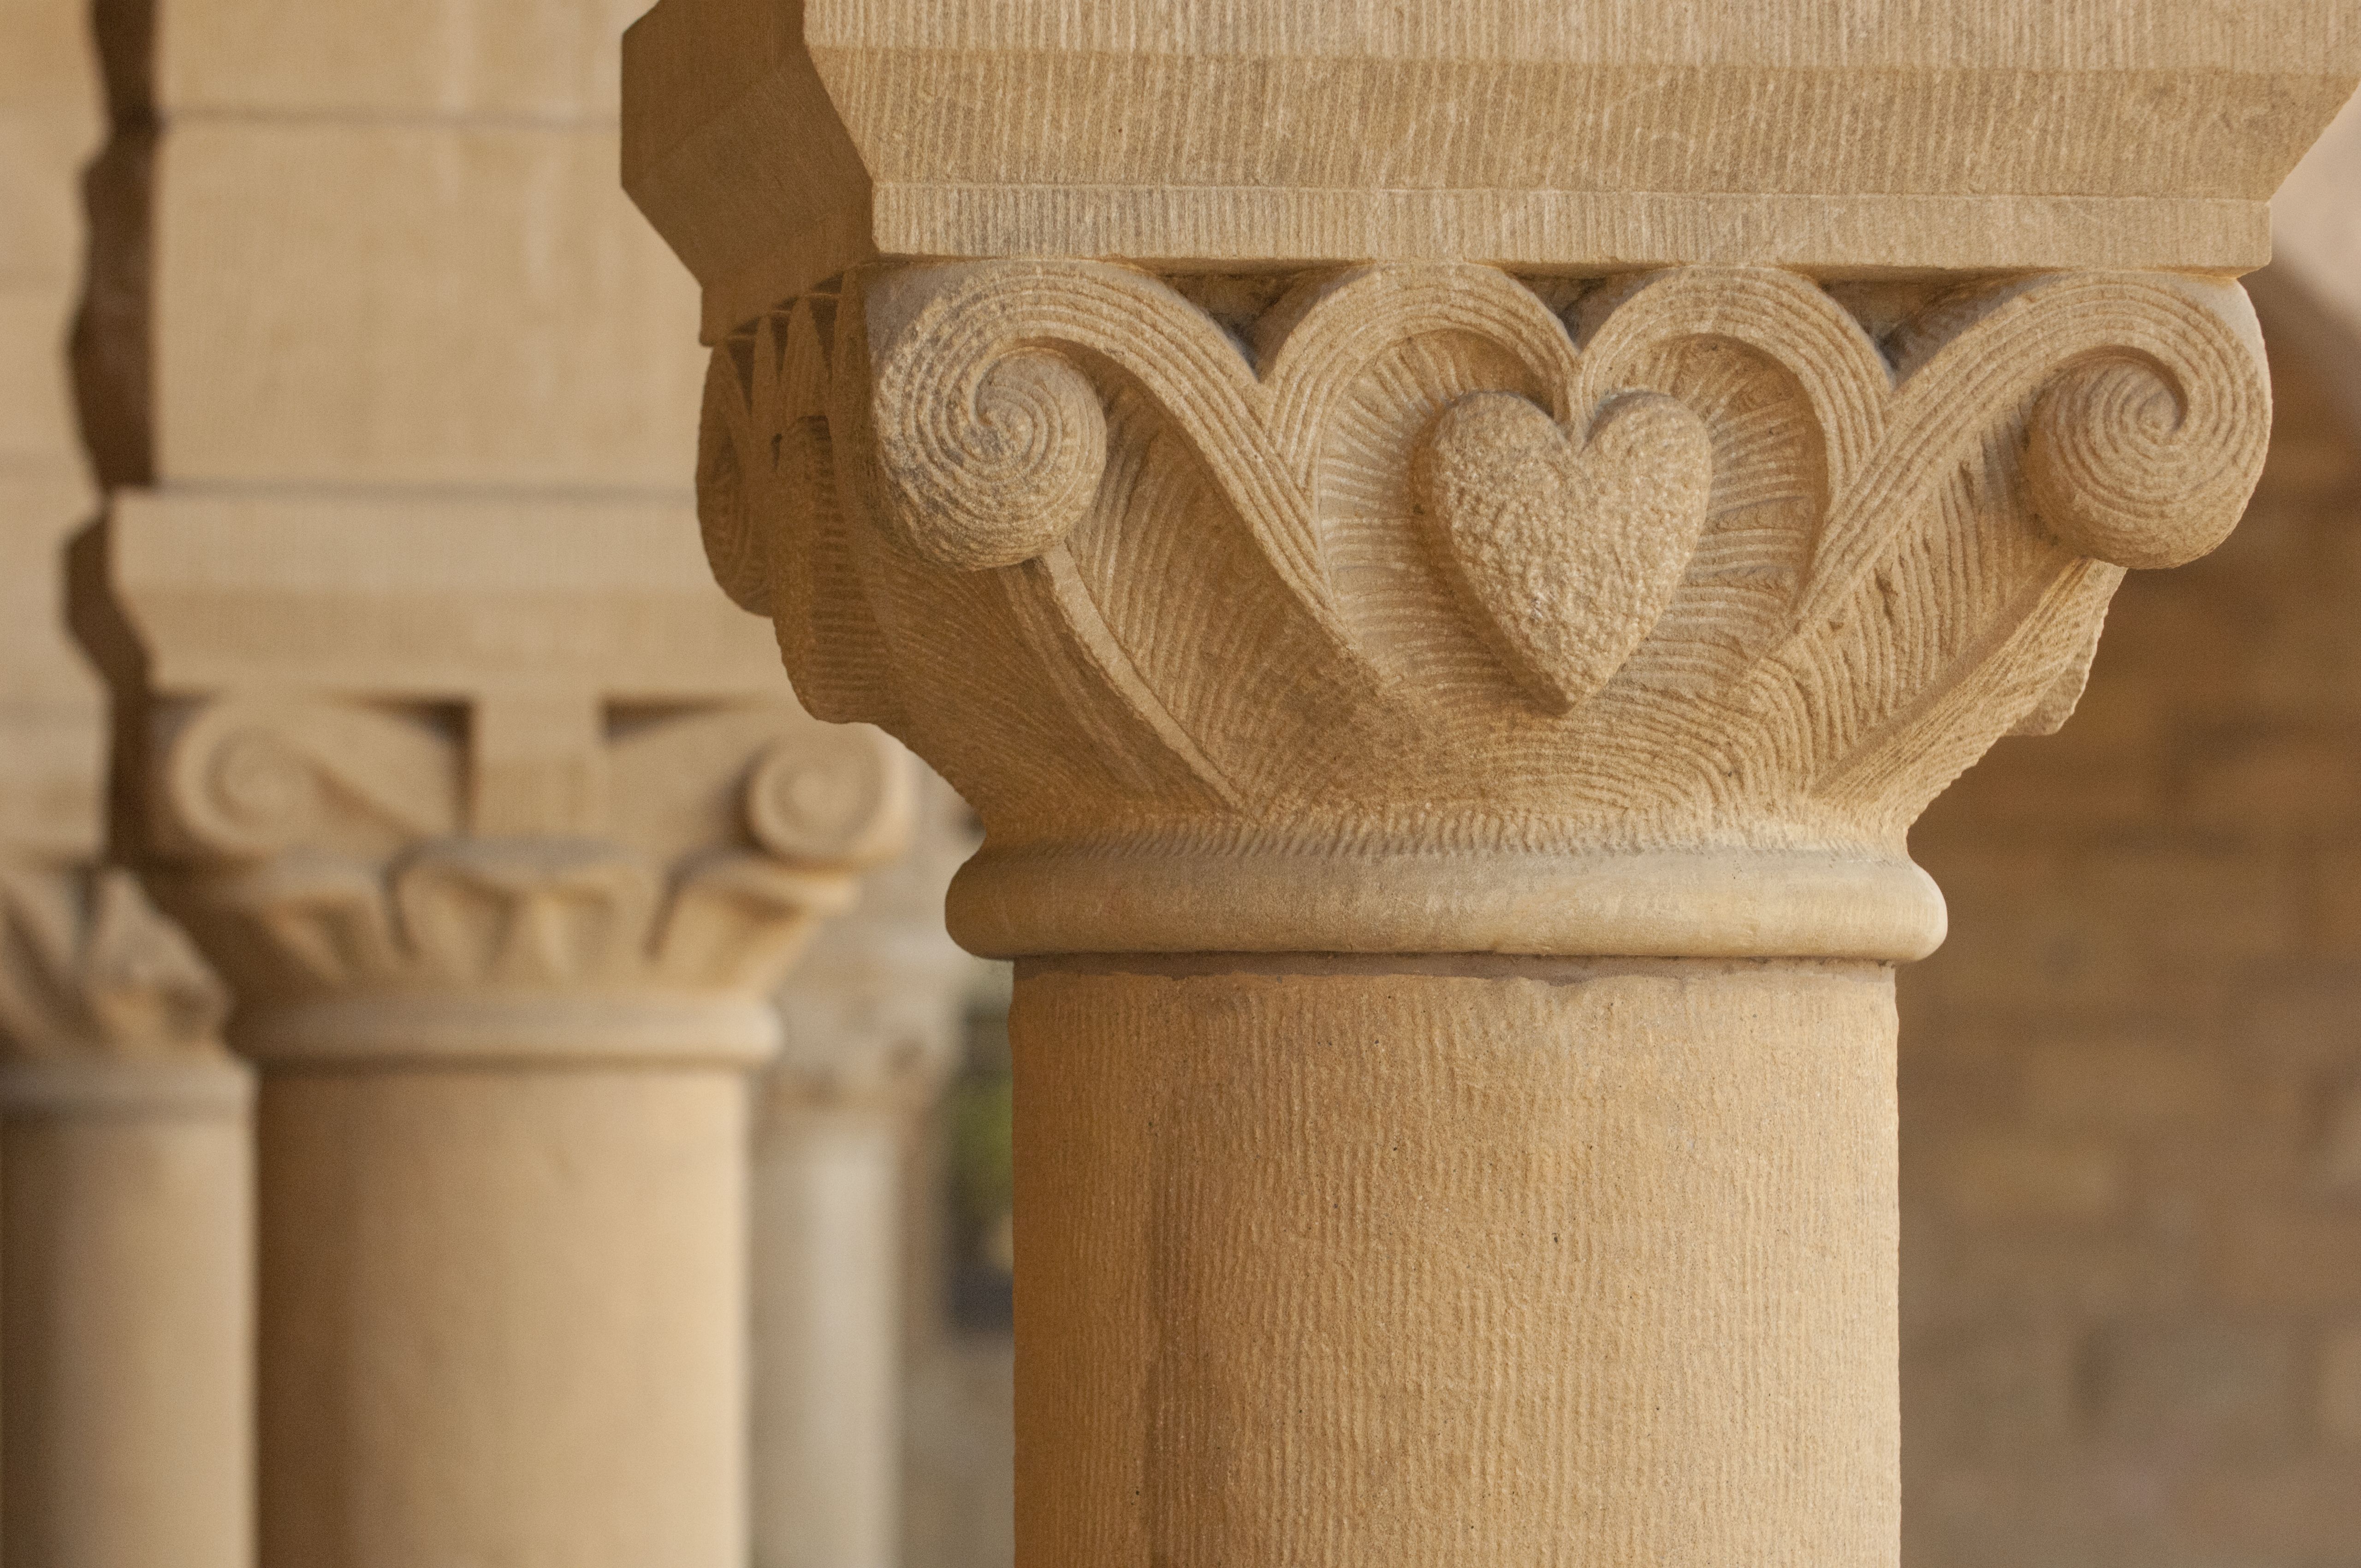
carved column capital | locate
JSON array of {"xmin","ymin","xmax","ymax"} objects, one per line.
[
  {"xmin": 0, "ymin": 859, "xmax": 237, "ymax": 1112},
  {"xmin": 140, "ymin": 690, "xmax": 906, "ymax": 1065},
  {"xmin": 110, "ymin": 498, "xmax": 914, "ymax": 1066},
  {"xmin": 700, "ymin": 260, "xmax": 2269, "ymax": 961}
]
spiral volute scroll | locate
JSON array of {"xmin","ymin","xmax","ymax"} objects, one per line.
[
  {"xmin": 744, "ymin": 726, "xmax": 914, "ymax": 868},
  {"xmin": 2026, "ymin": 349, "xmax": 2268, "ymax": 571},
  {"xmin": 871, "ymin": 313, "xmax": 1109, "ymax": 573},
  {"xmin": 162, "ymin": 704, "xmax": 330, "ymax": 859}
]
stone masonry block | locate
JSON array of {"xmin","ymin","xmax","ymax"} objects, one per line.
[
  {"xmin": 158, "ymin": 0, "xmax": 645, "ymax": 120},
  {"xmin": 154, "ymin": 121, "xmax": 705, "ymax": 490}
]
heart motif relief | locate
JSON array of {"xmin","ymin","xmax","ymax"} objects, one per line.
[{"xmin": 1414, "ymin": 390, "xmax": 1715, "ymax": 712}]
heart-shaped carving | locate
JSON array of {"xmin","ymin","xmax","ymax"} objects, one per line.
[{"xmin": 1414, "ymin": 390, "xmax": 1714, "ymax": 712}]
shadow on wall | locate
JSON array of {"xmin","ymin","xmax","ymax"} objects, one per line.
[{"xmin": 1899, "ymin": 280, "xmax": 2361, "ymax": 1568}]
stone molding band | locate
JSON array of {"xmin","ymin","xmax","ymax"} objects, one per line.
[
  {"xmin": 946, "ymin": 848, "xmax": 1947, "ymax": 962},
  {"xmin": 229, "ymin": 993, "xmax": 782, "ymax": 1071},
  {"xmin": 0, "ymin": 1054, "xmax": 255, "ymax": 1118}
]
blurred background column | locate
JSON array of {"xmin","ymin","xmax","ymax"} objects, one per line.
[
  {"xmin": 758, "ymin": 773, "xmax": 980, "ymax": 1568},
  {"xmin": 2, "ymin": 1, "xmax": 249, "ymax": 1563},
  {"xmin": 71, "ymin": 0, "xmax": 919, "ymax": 1563}
]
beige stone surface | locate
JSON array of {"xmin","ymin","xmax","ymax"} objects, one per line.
[
  {"xmin": 256, "ymin": 1070, "xmax": 745, "ymax": 1568},
  {"xmin": 0, "ymin": 0, "xmax": 102, "ymax": 290},
  {"xmin": 698, "ymin": 260, "xmax": 2267, "ymax": 964},
  {"xmin": 1016, "ymin": 959, "xmax": 1898, "ymax": 1565},
  {"xmin": 4, "ymin": 7, "xmax": 254, "ymax": 1561},
  {"xmin": 758, "ymin": 770, "xmax": 979, "ymax": 1568},
  {"xmin": 2272, "ymin": 86, "xmax": 2361, "ymax": 339},
  {"xmin": 152, "ymin": 121, "xmax": 705, "ymax": 488},
  {"xmin": 159, "ymin": 0, "xmax": 646, "ymax": 119},
  {"xmin": 628, "ymin": 14, "xmax": 2361, "ymax": 1563},
  {"xmin": 627, "ymin": 0, "xmax": 2361, "ymax": 338},
  {"xmin": 2268, "ymin": 85, "xmax": 2361, "ymax": 435},
  {"xmin": 110, "ymin": 481, "xmax": 911, "ymax": 1565},
  {"xmin": 0, "ymin": 857, "xmax": 249, "ymax": 1568},
  {"xmin": 113, "ymin": 491, "xmax": 780, "ymax": 696},
  {"xmin": 752, "ymin": 1111, "xmax": 904, "ymax": 1568},
  {"xmin": 0, "ymin": 0, "xmax": 106, "ymax": 857},
  {"xmin": 1, "ymin": 1104, "xmax": 254, "ymax": 1568}
]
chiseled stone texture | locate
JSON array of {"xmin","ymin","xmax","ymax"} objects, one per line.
[{"xmin": 1900, "ymin": 300, "xmax": 2361, "ymax": 1568}]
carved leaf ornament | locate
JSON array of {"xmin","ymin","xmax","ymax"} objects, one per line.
[{"xmin": 701, "ymin": 261, "xmax": 2268, "ymax": 958}]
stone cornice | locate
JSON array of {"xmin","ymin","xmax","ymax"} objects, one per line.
[
  {"xmin": 700, "ymin": 260, "xmax": 2269, "ymax": 959},
  {"xmin": 623, "ymin": 0, "xmax": 2361, "ymax": 339}
]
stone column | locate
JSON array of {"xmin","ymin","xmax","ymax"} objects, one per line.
[
  {"xmin": 624, "ymin": 6, "xmax": 2357, "ymax": 1562},
  {"xmin": 0, "ymin": 870, "xmax": 249, "ymax": 1568},
  {"xmin": 105, "ymin": 502, "xmax": 913, "ymax": 1568},
  {"xmin": 2, "ymin": 0, "xmax": 252, "ymax": 1562},
  {"xmin": 758, "ymin": 774, "xmax": 977, "ymax": 1568}
]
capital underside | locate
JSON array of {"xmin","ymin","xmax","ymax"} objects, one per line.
[{"xmin": 700, "ymin": 260, "xmax": 2271, "ymax": 960}]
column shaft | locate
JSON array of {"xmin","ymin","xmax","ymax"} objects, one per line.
[
  {"xmin": 752, "ymin": 1109, "xmax": 904, "ymax": 1568},
  {"xmin": 1015, "ymin": 960, "xmax": 1897, "ymax": 1564},
  {"xmin": 254, "ymin": 1066, "xmax": 748, "ymax": 1568},
  {"xmin": 0, "ymin": 1066, "xmax": 253, "ymax": 1568}
]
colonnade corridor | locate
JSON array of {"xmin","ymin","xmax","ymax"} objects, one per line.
[{"xmin": 0, "ymin": 4, "xmax": 2358, "ymax": 1568}]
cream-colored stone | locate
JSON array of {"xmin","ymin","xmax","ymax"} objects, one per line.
[
  {"xmin": 0, "ymin": 289, "xmax": 84, "ymax": 476},
  {"xmin": 152, "ymin": 121, "xmax": 705, "ymax": 488},
  {"xmin": 256, "ymin": 1070, "xmax": 745, "ymax": 1568},
  {"xmin": 0, "ymin": 0, "xmax": 104, "ymax": 288},
  {"xmin": 757, "ymin": 772, "xmax": 979, "ymax": 1568},
  {"xmin": 112, "ymin": 491, "xmax": 780, "ymax": 697},
  {"xmin": 751, "ymin": 1111, "xmax": 904, "ymax": 1568},
  {"xmin": 2, "ymin": 1100, "xmax": 254, "ymax": 1568},
  {"xmin": 1017, "ymin": 959, "xmax": 1898, "ymax": 1564},
  {"xmin": 700, "ymin": 260, "xmax": 2265, "ymax": 963},
  {"xmin": 2270, "ymin": 85, "xmax": 2361, "ymax": 435},
  {"xmin": 629, "ymin": 12, "xmax": 2357, "ymax": 1564},
  {"xmin": 2273, "ymin": 86, "xmax": 2361, "ymax": 344},
  {"xmin": 159, "ymin": 0, "xmax": 644, "ymax": 120},
  {"xmin": 111, "ymin": 490, "xmax": 911, "ymax": 1566},
  {"xmin": 627, "ymin": 0, "xmax": 2361, "ymax": 339},
  {"xmin": 0, "ymin": 861, "xmax": 250, "ymax": 1568},
  {"xmin": 4, "ymin": 7, "xmax": 255, "ymax": 1558}
]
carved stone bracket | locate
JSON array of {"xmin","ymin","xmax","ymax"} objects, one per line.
[{"xmin": 700, "ymin": 260, "xmax": 2270, "ymax": 961}]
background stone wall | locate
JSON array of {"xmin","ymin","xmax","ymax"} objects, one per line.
[{"xmin": 1900, "ymin": 294, "xmax": 2361, "ymax": 1568}]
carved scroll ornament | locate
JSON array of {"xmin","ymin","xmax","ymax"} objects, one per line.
[
  {"xmin": 142, "ymin": 694, "xmax": 911, "ymax": 1063},
  {"xmin": 701, "ymin": 261, "xmax": 2269, "ymax": 960}
]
